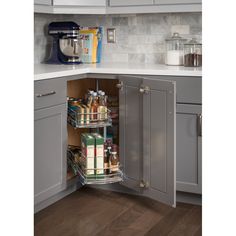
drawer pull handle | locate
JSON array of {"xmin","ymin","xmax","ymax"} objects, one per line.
[{"xmin": 36, "ymin": 91, "xmax": 56, "ymax": 98}]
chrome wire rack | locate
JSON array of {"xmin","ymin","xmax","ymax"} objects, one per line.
[
  {"xmin": 67, "ymin": 148, "xmax": 123, "ymax": 185},
  {"xmin": 67, "ymin": 107, "xmax": 112, "ymax": 129}
]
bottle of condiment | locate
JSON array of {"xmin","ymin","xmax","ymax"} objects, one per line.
[
  {"xmin": 110, "ymin": 151, "xmax": 119, "ymax": 174},
  {"xmin": 165, "ymin": 32, "xmax": 187, "ymax": 66},
  {"xmin": 184, "ymin": 38, "xmax": 202, "ymax": 67},
  {"xmin": 91, "ymin": 92, "xmax": 99, "ymax": 122},
  {"xmin": 104, "ymin": 149, "xmax": 109, "ymax": 175},
  {"xmin": 98, "ymin": 91, "xmax": 108, "ymax": 120}
]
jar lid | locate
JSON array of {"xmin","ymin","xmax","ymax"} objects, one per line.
[
  {"xmin": 184, "ymin": 38, "xmax": 202, "ymax": 45},
  {"xmin": 165, "ymin": 32, "xmax": 187, "ymax": 42}
]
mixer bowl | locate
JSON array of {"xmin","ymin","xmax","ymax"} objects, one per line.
[{"xmin": 59, "ymin": 37, "xmax": 82, "ymax": 57}]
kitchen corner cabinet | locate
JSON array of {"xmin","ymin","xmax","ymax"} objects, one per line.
[
  {"xmin": 119, "ymin": 76, "xmax": 176, "ymax": 206},
  {"xmin": 176, "ymin": 104, "xmax": 202, "ymax": 194}
]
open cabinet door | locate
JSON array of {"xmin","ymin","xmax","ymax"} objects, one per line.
[
  {"xmin": 118, "ymin": 75, "xmax": 143, "ymax": 192},
  {"xmin": 142, "ymin": 78, "xmax": 176, "ymax": 207}
]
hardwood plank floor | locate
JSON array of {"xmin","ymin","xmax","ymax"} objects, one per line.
[{"xmin": 34, "ymin": 187, "xmax": 202, "ymax": 236}]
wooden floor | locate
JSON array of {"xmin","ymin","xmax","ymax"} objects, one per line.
[{"xmin": 35, "ymin": 187, "xmax": 202, "ymax": 236}]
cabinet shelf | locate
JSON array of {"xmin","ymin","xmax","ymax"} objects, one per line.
[
  {"xmin": 67, "ymin": 107, "xmax": 112, "ymax": 129},
  {"xmin": 67, "ymin": 149, "xmax": 123, "ymax": 185}
]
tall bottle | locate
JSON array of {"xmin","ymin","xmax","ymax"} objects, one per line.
[
  {"xmin": 91, "ymin": 92, "xmax": 99, "ymax": 122},
  {"xmin": 98, "ymin": 91, "xmax": 107, "ymax": 120},
  {"xmin": 104, "ymin": 149, "xmax": 109, "ymax": 175}
]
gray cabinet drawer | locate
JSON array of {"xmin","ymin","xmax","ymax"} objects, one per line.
[
  {"xmin": 174, "ymin": 76, "xmax": 202, "ymax": 104},
  {"xmin": 34, "ymin": 78, "xmax": 66, "ymax": 110},
  {"xmin": 150, "ymin": 76, "xmax": 202, "ymax": 104}
]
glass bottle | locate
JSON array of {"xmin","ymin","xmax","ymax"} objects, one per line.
[
  {"xmin": 91, "ymin": 92, "xmax": 99, "ymax": 122},
  {"xmin": 98, "ymin": 91, "xmax": 107, "ymax": 120},
  {"xmin": 165, "ymin": 32, "xmax": 187, "ymax": 66},
  {"xmin": 184, "ymin": 38, "xmax": 202, "ymax": 67},
  {"xmin": 110, "ymin": 151, "xmax": 119, "ymax": 174},
  {"xmin": 104, "ymin": 149, "xmax": 109, "ymax": 175}
]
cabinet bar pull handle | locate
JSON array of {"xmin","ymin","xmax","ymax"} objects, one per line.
[
  {"xmin": 36, "ymin": 91, "xmax": 56, "ymax": 97},
  {"xmin": 197, "ymin": 114, "xmax": 202, "ymax": 137}
]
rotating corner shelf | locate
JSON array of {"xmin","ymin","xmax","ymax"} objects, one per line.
[
  {"xmin": 67, "ymin": 107, "xmax": 112, "ymax": 129},
  {"xmin": 67, "ymin": 149, "xmax": 123, "ymax": 185}
]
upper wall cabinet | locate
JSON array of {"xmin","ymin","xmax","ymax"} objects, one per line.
[
  {"xmin": 34, "ymin": 0, "xmax": 106, "ymax": 14},
  {"xmin": 53, "ymin": 0, "xmax": 106, "ymax": 6},
  {"xmin": 154, "ymin": 0, "xmax": 201, "ymax": 4},
  {"xmin": 109, "ymin": 0, "xmax": 153, "ymax": 7},
  {"xmin": 35, "ymin": 0, "xmax": 51, "ymax": 5},
  {"xmin": 35, "ymin": 0, "xmax": 202, "ymax": 14},
  {"xmin": 107, "ymin": 0, "xmax": 201, "ymax": 14}
]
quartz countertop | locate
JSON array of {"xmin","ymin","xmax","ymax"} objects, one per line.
[{"xmin": 34, "ymin": 63, "xmax": 202, "ymax": 81}]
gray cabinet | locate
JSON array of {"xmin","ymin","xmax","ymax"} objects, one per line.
[
  {"xmin": 142, "ymin": 78, "xmax": 176, "ymax": 207},
  {"xmin": 154, "ymin": 0, "xmax": 201, "ymax": 4},
  {"xmin": 34, "ymin": 0, "xmax": 106, "ymax": 14},
  {"xmin": 176, "ymin": 104, "xmax": 202, "ymax": 194},
  {"xmin": 118, "ymin": 76, "xmax": 176, "ymax": 207},
  {"xmin": 109, "ymin": 0, "xmax": 153, "ymax": 6},
  {"xmin": 53, "ymin": 0, "xmax": 106, "ymax": 6},
  {"xmin": 34, "ymin": 104, "xmax": 67, "ymax": 205},
  {"xmin": 34, "ymin": 0, "xmax": 51, "ymax": 5}
]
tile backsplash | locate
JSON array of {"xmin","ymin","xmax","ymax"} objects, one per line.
[{"xmin": 34, "ymin": 13, "xmax": 201, "ymax": 64}]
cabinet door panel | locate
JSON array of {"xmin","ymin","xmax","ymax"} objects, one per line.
[
  {"xmin": 143, "ymin": 79, "xmax": 176, "ymax": 207},
  {"xmin": 155, "ymin": 0, "xmax": 201, "ymax": 4},
  {"xmin": 53, "ymin": 0, "xmax": 106, "ymax": 6},
  {"xmin": 176, "ymin": 104, "xmax": 202, "ymax": 194},
  {"xmin": 34, "ymin": 104, "xmax": 67, "ymax": 205},
  {"xmin": 119, "ymin": 76, "xmax": 143, "ymax": 192},
  {"xmin": 109, "ymin": 0, "xmax": 153, "ymax": 7}
]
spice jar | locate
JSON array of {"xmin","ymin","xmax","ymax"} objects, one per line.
[
  {"xmin": 165, "ymin": 32, "xmax": 186, "ymax": 66},
  {"xmin": 110, "ymin": 151, "xmax": 119, "ymax": 174},
  {"xmin": 184, "ymin": 38, "xmax": 202, "ymax": 67}
]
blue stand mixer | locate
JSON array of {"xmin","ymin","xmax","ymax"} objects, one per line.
[{"xmin": 46, "ymin": 21, "xmax": 82, "ymax": 64}]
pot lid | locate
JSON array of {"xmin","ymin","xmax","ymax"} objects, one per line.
[
  {"xmin": 165, "ymin": 32, "xmax": 187, "ymax": 41},
  {"xmin": 184, "ymin": 37, "xmax": 202, "ymax": 45}
]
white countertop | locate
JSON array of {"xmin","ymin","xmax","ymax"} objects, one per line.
[{"xmin": 34, "ymin": 63, "xmax": 202, "ymax": 81}]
